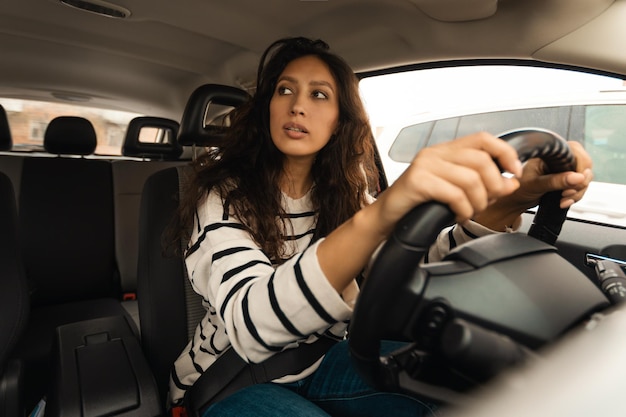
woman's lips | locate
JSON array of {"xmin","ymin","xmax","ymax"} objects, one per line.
[{"xmin": 284, "ymin": 123, "xmax": 308, "ymax": 139}]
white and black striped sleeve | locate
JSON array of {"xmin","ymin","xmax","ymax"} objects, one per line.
[
  {"xmin": 185, "ymin": 191, "xmax": 352, "ymax": 364},
  {"xmin": 426, "ymin": 219, "xmax": 512, "ymax": 262}
]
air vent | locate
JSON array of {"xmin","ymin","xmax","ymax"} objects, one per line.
[{"xmin": 59, "ymin": 0, "xmax": 131, "ymax": 19}]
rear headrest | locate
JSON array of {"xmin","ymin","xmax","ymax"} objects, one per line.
[
  {"xmin": 44, "ymin": 116, "xmax": 97, "ymax": 155},
  {"xmin": 178, "ymin": 84, "xmax": 250, "ymax": 147},
  {"xmin": 0, "ymin": 105, "xmax": 12, "ymax": 151},
  {"xmin": 122, "ymin": 117, "xmax": 183, "ymax": 160}
]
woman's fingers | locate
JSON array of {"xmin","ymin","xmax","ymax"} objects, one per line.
[
  {"xmin": 570, "ymin": 140, "xmax": 593, "ymax": 173},
  {"xmin": 514, "ymin": 141, "xmax": 594, "ymax": 209},
  {"xmin": 451, "ymin": 131, "xmax": 523, "ymax": 178},
  {"xmin": 376, "ymin": 132, "xmax": 596, "ymax": 238},
  {"xmin": 400, "ymin": 132, "xmax": 522, "ymax": 222},
  {"xmin": 558, "ymin": 168, "xmax": 593, "ymax": 208},
  {"xmin": 563, "ymin": 141, "xmax": 594, "ymax": 207}
]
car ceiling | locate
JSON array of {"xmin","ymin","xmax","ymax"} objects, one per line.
[{"xmin": 0, "ymin": 0, "xmax": 624, "ymax": 121}]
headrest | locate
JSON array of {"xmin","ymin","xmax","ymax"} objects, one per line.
[
  {"xmin": 177, "ymin": 84, "xmax": 250, "ymax": 147},
  {"xmin": 0, "ymin": 105, "xmax": 12, "ymax": 151},
  {"xmin": 44, "ymin": 116, "xmax": 97, "ymax": 155},
  {"xmin": 122, "ymin": 116, "xmax": 183, "ymax": 160}
]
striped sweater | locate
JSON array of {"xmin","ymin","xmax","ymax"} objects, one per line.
[{"xmin": 168, "ymin": 187, "xmax": 501, "ymax": 404}]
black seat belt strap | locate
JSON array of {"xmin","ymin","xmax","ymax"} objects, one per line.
[{"xmin": 185, "ymin": 337, "xmax": 337, "ymax": 417}]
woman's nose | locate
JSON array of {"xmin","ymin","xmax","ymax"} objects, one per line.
[{"xmin": 290, "ymin": 95, "xmax": 305, "ymax": 115}]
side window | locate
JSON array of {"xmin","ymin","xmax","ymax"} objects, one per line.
[
  {"xmin": 389, "ymin": 121, "xmax": 433, "ymax": 163},
  {"xmin": 584, "ymin": 104, "xmax": 626, "ymax": 185}
]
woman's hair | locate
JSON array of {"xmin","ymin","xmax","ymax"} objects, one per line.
[{"xmin": 173, "ymin": 36, "xmax": 379, "ymax": 263}]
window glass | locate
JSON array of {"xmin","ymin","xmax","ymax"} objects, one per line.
[
  {"xmin": 389, "ymin": 121, "xmax": 433, "ymax": 162},
  {"xmin": 456, "ymin": 107, "xmax": 572, "ymax": 140},
  {"xmin": 138, "ymin": 126, "xmax": 176, "ymax": 145},
  {"xmin": 429, "ymin": 117, "xmax": 459, "ymax": 147},
  {"xmin": 584, "ymin": 105, "xmax": 626, "ymax": 185},
  {"xmin": 0, "ymin": 98, "xmax": 143, "ymax": 155},
  {"xmin": 360, "ymin": 65, "xmax": 626, "ymax": 227}
]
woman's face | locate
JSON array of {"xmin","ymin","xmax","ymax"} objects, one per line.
[{"xmin": 269, "ymin": 55, "xmax": 339, "ymax": 162}]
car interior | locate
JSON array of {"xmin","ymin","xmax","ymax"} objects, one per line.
[{"xmin": 1, "ymin": 0, "xmax": 626, "ymax": 416}]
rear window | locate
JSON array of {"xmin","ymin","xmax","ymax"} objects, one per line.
[{"xmin": 0, "ymin": 98, "xmax": 143, "ymax": 155}]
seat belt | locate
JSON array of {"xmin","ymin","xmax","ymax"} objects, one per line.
[
  {"xmin": 176, "ymin": 166, "xmax": 337, "ymax": 416},
  {"xmin": 184, "ymin": 337, "xmax": 337, "ymax": 417}
]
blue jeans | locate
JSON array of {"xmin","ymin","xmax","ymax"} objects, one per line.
[{"xmin": 203, "ymin": 340, "xmax": 439, "ymax": 417}]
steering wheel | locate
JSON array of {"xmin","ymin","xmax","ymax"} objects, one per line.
[{"xmin": 348, "ymin": 128, "xmax": 610, "ymax": 405}]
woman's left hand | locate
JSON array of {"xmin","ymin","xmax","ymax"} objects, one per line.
[{"xmin": 474, "ymin": 140, "xmax": 593, "ymax": 231}]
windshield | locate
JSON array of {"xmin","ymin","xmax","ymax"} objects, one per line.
[{"xmin": 360, "ymin": 64, "xmax": 626, "ymax": 228}]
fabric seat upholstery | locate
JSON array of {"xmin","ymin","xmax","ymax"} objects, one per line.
[
  {"xmin": 112, "ymin": 116, "xmax": 187, "ymax": 330},
  {"xmin": 0, "ymin": 105, "xmax": 23, "ymax": 205},
  {"xmin": 20, "ymin": 117, "xmax": 119, "ymax": 304},
  {"xmin": 0, "ymin": 105, "xmax": 12, "ymax": 151},
  {"xmin": 0, "ymin": 171, "xmax": 29, "ymax": 417},
  {"xmin": 137, "ymin": 84, "xmax": 250, "ymax": 403},
  {"xmin": 14, "ymin": 116, "xmax": 130, "ymax": 410},
  {"xmin": 138, "ymin": 166, "xmax": 191, "ymax": 402}
]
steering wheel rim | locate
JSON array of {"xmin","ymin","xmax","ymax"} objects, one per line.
[{"xmin": 348, "ymin": 128, "xmax": 576, "ymax": 396}]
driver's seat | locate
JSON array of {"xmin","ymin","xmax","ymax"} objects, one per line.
[{"xmin": 136, "ymin": 84, "xmax": 251, "ymax": 404}]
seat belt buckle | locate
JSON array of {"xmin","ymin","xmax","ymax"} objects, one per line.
[
  {"xmin": 122, "ymin": 292, "xmax": 137, "ymax": 301},
  {"xmin": 170, "ymin": 406, "xmax": 188, "ymax": 417}
]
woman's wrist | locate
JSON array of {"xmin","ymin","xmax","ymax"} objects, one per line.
[{"xmin": 472, "ymin": 211, "xmax": 522, "ymax": 232}]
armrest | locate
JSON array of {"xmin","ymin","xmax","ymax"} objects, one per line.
[{"xmin": 47, "ymin": 315, "xmax": 163, "ymax": 417}]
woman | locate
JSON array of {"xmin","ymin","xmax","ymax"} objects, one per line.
[{"xmin": 168, "ymin": 37, "xmax": 592, "ymax": 416}]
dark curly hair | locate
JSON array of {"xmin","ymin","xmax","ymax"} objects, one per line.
[{"xmin": 173, "ymin": 37, "xmax": 379, "ymax": 263}]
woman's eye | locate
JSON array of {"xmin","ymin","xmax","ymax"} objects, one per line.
[
  {"xmin": 278, "ymin": 86, "xmax": 293, "ymax": 95},
  {"xmin": 312, "ymin": 90, "xmax": 328, "ymax": 100}
]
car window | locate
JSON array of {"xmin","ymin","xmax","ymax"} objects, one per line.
[
  {"xmin": 585, "ymin": 104, "xmax": 626, "ymax": 185},
  {"xmin": 0, "ymin": 98, "xmax": 143, "ymax": 155},
  {"xmin": 457, "ymin": 107, "xmax": 572, "ymax": 143},
  {"xmin": 384, "ymin": 104, "xmax": 626, "ymax": 188},
  {"xmin": 360, "ymin": 64, "xmax": 626, "ymax": 227},
  {"xmin": 390, "ymin": 106, "xmax": 575, "ymax": 163},
  {"xmin": 388, "ymin": 121, "xmax": 433, "ymax": 162}
]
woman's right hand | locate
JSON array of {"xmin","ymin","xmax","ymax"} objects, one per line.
[
  {"xmin": 375, "ymin": 131, "xmax": 523, "ymax": 234},
  {"xmin": 319, "ymin": 131, "xmax": 523, "ymax": 293}
]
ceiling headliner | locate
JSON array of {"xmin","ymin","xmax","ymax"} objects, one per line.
[{"xmin": 0, "ymin": 0, "xmax": 623, "ymax": 120}]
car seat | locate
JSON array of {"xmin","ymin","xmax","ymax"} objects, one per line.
[
  {"xmin": 137, "ymin": 83, "xmax": 390, "ymax": 408},
  {"xmin": 15, "ymin": 116, "xmax": 132, "ymax": 411},
  {"xmin": 137, "ymin": 84, "xmax": 251, "ymax": 404},
  {"xmin": 0, "ymin": 104, "xmax": 12, "ymax": 151},
  {"xmin": 113, "ymin": 116, "xmax": 187, "ymax": 331},
  {"xmin": 0, "ymin": 171, "xmax": 29, "ymax": 417}
]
